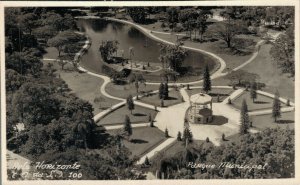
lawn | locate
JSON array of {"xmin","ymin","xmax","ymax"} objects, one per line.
[
  {"xmin": 97, "ymin": 105, "xmax": 157, "ymax": 125},
  {"xmin": 43, "ymin": 48, "xmax": 121, "ymax": 115},
  {"xmin": 250, "ymin": 111, "xmax": 294, "ymax": 131},
  {"xmin": 186, "ymin": 88, "xmax": 234, "ymax": 103},
  {"xmin": 139, "ymin": 89, "xmax": 183, "ymax": 107},
  {"xmin": 105, "ymin": 82, "xmax": 159, "ymax": 99},
  {"xmin": 238, "ymin": 44, "xmax": 295, "ymax": 101},
  {"xmin": 231, "ymin": 91, "xmax": 285, "ymax": 111},
  {"xmin": 107, "ymin": 126, "xmax": 166, "ymax": 158},
  {"xmin": 152, "ymin": 32, "xmax": 258, "ymax": 72},
  {"xmin": 60, "ymin": 72, "xmax": 121, "ymax": 115}
]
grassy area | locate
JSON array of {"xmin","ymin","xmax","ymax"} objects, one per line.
[
  {"xmin": 239, "ymin": 44, "xmax": 294, "ymax": 101},
  {"xmin": 60, "ymin": 72, "xmax": 121, "ymax": 115},
  {"xmin": 250, "ymin": 111, "xmax": 294, "ymax": 131},
  {"xmin": 107, "ymin": 126, "xmax": 166, "ymax": 158},
  {"xmin": 186, "ymin": 88, "xmax": 234, "ymax": 103},
  {"xmin": 152, "ymin": 140, "xmax": 207, "ymax": 160},
  {"xmin": 139, "ymin": 90, "xmax": 183, "ymax": 107},
  {"xmin": 152, "ymin": 32, "xmax": 258, "ymax": 73},
  {"xmin": 232, "ymin": 91, "xmax": 286, "ymax": 111},
  {"xmin": 97, "ymin": 105, "xmax": 157, "ymax": 125},
  {"xmin": 105, "ymin": 82, "xmax": 159, "ymax": 99},
  {"xmin": 43, "ymin": 48, "xmax": 121, "ymax": 115}
]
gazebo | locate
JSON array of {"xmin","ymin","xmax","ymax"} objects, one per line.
[{"xmin": 188, "ymin": 93, "xmax": 213, "ymax": 124}]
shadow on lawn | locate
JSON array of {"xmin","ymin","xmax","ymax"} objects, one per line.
[
  {"xmin": 254, "ymin": 101, "xmax": 270, "ymax": 104},
  {"xmin": 277, "ymin": 120, "xmax": 294, "ymax": 124},
  {"xmin": 133, "ymin": 113, "xmax": 147, "ymax": 117},
  {"xmin": 165, "ymin": 96, "xmax": 178, "ymax": 100},
  {"xmin": 130, "ymin": 139, "xmax": 149, "ymax": 144},
  {"xmin": 210, "ymin": 115, "xmax": 228, "ymax": 125}
]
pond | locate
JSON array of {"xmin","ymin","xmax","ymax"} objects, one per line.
[{"xmin": 77, "ymin": 18, "xmax": 217, "ymax": 82}]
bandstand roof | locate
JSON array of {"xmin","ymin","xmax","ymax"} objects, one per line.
[{"xmin": 190, "ymin": 93, "xmax": 212, "ymax": 104}]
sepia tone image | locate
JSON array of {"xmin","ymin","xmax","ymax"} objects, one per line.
[{"xmin": 2, "ymin": 4, "xmax": 297, "ymax": 181}]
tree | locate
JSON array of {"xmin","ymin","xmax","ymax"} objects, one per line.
[
  {"xmin": 240, "ymin": 99, "xmax": 249, "ymax": 135},
  {"xmin": 6, "ymin": 52, "xmax": 43, "ymax": 76},
  {"xmin": 159, "ymin": 83, "xmax": 164, "ymax": 99},
  {"xmin": 47, "ymin": 35, "xmax": 67, "ymax": 57},
  {"xmin": 270, "ymin": 27, "xmax": 295, "ymax": 77},
  {"xmin": 6, "ymin": 69, "xmax": 25, "ymax": 92},
  {"xmin": 150, "ymin": 120, "xmax": 154, "ymax": 127},
  {"xmin": 206, "ymin": 137, "xmax": 210, "ymax": 142},
  {"xmin": 178, "ymin": 9, "xmax": 198, "ymax": 40},
  {"xmin": 196, "ymin": 10, "xmax": 211, "ymax": 41},
  {"xmin": 73, "ymin": 121, "xmax": 89, "ymax": 151},
  {"xmin": 144, "ymin": 156, "xmax": 150, "ymax": 166},
  {"xmin": 33, "ymin": 25, "xmax": 57, "ymax": 41},
  {"xmin": 165, "ymin": 128, "xmax": 169, "ymax": 138},
  {"xmin": 126, "ymin": 95, "xmax": 135, "ymax": 114},
  {"xmin": 202, "ymin": 65, "xmax": 211, "ymax": 94},
  {"xmin": 159, "ymin": 43, "xmax": 187, "ymax": 72},
  {"xmin": 19, "ymin": 13, "xmax": 39, "ymax": 35},
  {"xmin": 183, "ymin": 121, "xmax": 193, "ymax": 147},
  {"xmin": 222, "ymin": 133, "xmax": 225, "ymax": 141},
  {"xmin": 208, "ymin": 17, "xmax": 244, "ymax": 48},
  {"xmin": 286, "ymin": 99, "xmax": 290, "ymax": 106},
  {"xmin": 99, "ymin": 40, "xmax": 119, "ymax": 62},
  {"xmin": 163, "ymin": 83, "xmax": 169, "ymax": 99},
  {"xmin": 272, "ymin": 91, "xmax": 281, "ymax": 122},
  {"xmin": 250, "ymin": 82, "xmax": 257, "ymax": 102},
  {"xmin": 226, "ymin": 70, "xmax": 258, "ymax": 86},
  {"xmin": 127, "ymin": 7, "xmax": 146, "ymax": 23},
  {"xmin": 123, "ymin": 115, "xmax": 132, "ymax": 138},
  {"xmin": 166, "ymin": 7, "xmax": 179, "ymax": 31},
  {"xmin": 177, "ymin": 131, "xmax": 182, "ymax": 141}
]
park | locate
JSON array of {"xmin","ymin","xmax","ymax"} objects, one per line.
[{"xmin": 5, "ymin": 6, "xmax": 295, "ymax": 180}]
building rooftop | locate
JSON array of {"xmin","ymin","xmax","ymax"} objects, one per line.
[{"xmin": 190, "ymin": 93, "xmax": 212, "ymax": 105}]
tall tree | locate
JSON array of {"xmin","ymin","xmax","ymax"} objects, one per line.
[
  {"xmin": 240, "ymin": 99, "xmax": 249, "ymax": 135},
  {"xmin": 123, "ymin": 115, "xmax": 132, "ymax": 138},
  {"xmin": 272, "ymin": 90, "xmax": 281, "ymax": 122},
  {"xmin": 127, "ymin": 7, "xmax": 146, "ymax": 23},
  {"xmin": 196, "ymin": 15, "xmax": 208, "ymax": 41},
  {"xmin": 202, "ymin": 65, "xmax": 211, "ymax": 94},
  {"xmin": 166, "ymin": 7, "xmax": 179, "ymax": 31},
  {"xmin": 158, "ymin": 83, "xmax": 164, "ymax": 99},
  {"xmin": 182, "ymin": 121, "xmax": 193, "ymax": 148},
  {"xmin": 163, "ymin": 83, "xmax": 169, "ymax": 99},
  {"xmin": 126, "ymin": 95, "xmax": 135, "ymax": 114},
  {"xmin": 250, "ymin": 82, "xmax": 257, "ymax": 102}
]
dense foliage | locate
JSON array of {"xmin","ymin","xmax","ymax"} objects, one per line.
[
  {"xmin": 5, "ymin": 7, "xmax": 143, "ymax": 180},
  {"xmin": 152, "ymin": 128, "xmax": 294, "ymax": 179}
]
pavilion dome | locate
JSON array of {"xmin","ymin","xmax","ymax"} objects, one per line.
[{"xmin": 190, "ymin": 93, "xmax": 212, "ymax": 105}]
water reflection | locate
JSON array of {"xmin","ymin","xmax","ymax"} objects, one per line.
[{"xmin": 76, "ymin": 18, "xmax": 216, "ymax": 76}]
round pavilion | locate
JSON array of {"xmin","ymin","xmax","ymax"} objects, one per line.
[{"xmin": 188, "ymin": 93, "xmax": 213, "ymax": 124}]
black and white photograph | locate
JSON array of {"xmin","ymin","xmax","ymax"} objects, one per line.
[{"xmin": 0, "ymin": 1, "xmax": 299, "ymax": 184}]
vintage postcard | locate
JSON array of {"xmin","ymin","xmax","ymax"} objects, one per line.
[{"xmin": 0, "ymin": 1, "xmax": 299, "ymax": 185}]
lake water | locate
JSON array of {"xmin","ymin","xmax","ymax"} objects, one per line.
[{"xmin": 77, "ymin": 18, "xmax": 216, "ymax": 80}]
